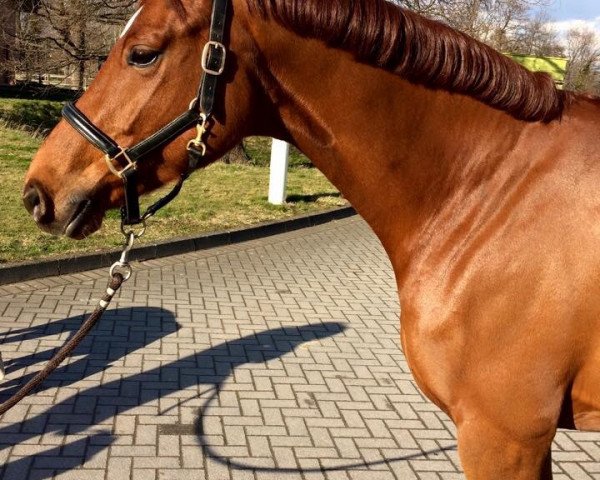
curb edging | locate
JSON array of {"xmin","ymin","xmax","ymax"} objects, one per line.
[{"xmin": 0, "ymin": 206, "xmax": 356, "ymax": 286}]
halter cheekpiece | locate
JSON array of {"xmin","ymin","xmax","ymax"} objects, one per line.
[{"xmin": 62, "ymin": 0, "xmax": 229, "ymax": 226}]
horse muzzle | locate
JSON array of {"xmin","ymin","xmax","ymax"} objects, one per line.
[{"xmin": 23, "ymin": 181, "xmax": 101, "ymax": 239}]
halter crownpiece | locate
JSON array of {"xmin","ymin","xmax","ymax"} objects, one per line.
[{"xmin": 62, "ymin": 0, "xmax": 229, "ymax": 226}]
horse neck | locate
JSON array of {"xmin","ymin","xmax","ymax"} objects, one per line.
[{"xmin": 248, "ymin": 20, "xmax": 531, "ymax": 280}]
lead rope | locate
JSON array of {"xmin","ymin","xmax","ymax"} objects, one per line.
[
  {"xmin": 0, "ymin": 229, "xmax": 141, "ymax": 416},
  {"xmin": 0, "ymin": 111, "xmax": 212, "ymax": 416},
  {"xmin": 3, "ymin": 0, "xmax": 226, "ymax": 415}
]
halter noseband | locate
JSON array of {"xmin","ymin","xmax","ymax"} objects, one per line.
[{"xmin": 62, "ymin": 0, "xmax": 229, "ymax": 226}]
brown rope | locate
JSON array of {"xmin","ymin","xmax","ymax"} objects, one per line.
[{"xmin": 0, "ymin": 273, "xmax": 125, "ymax": 416}]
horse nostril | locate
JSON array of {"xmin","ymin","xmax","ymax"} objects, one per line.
[
  {"xmin": 23, "ymin": 185, "xmax": 40, "ymax": 214},
  {"xmin": 23, "ymin": 183, "xmax": 48, "ymax": 223}
]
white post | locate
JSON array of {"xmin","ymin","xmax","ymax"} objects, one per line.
[{"xmin": 268, "ymin": 139, "xmax": 290, "ymax": 205}]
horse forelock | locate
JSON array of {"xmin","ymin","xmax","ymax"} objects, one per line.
[{"xmin": 247, "ymin": 0, "xmax": 570, "ymax": 122}]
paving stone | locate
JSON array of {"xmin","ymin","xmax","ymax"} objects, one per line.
[{"xmin": 0, "ymin": 217, "xmax": 597, "ymax": 479}]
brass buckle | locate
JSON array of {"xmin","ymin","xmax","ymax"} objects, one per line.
[
  {"xmin": 105, "ymin": 148, "xmax": 136, "ymax": 178},
  {"xmin": 186, "ymin": 114, "xmax": 208, "ymax": 157},
  {"xmin": 187, "ymin": 140, "xmax": 207, "ymax": 157},
  {"xmin": 201, "ymin": 41, "xmax": 227, "ymax": 76}
]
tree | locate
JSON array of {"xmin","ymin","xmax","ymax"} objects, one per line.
[
  {"xmin": 222, "ymin": 143, "xmax": 252, "ymax": 164},
  {"xmin": 393, "ymin": 0, "xmax": 441, "ymax": 16},
  {"xmin": 0, "ymin": 0, "xmax": 18, "ymax": 84},
  {"xmin": 2, "ymin": 0, "xmax": 135, "ymax": 89},
  {"xmin": 511, "ymin": 11, "xmax": 564, "ymax": 57},
  {"xmin": 393, "ymin": 0, "xmax": 561, "ymax": 56},
  {"xmin": 564, "ymin": 28, "xmax": 600, "ymax": 94}
]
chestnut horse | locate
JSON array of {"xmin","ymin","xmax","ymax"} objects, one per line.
[{"xmin": 22, "ymin": 0, "xmax": 600, "ymax": 477}]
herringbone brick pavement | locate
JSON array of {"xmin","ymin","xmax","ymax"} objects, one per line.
[{"xmin": 0, "ymin": 217, "xmax": 598, "ymax": 479}]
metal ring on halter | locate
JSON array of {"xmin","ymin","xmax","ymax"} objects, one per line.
[
  {"xmin": 141, "ymin": 210, "xmax": 156, "ymax": 222},
  {"xmin": 109, "ymin": 232, "xmax": 136, "ymax": 281},
  {"xmin": 105, "ymin": 148, "xmax": 136, "ymax": 178},
  {"xmin": 121, "ymin": 219, "xmax": 146, "ymax": 239},
  {"xmin": 109, "ymin": 262, "xmax": 133, "ymax": 281}
]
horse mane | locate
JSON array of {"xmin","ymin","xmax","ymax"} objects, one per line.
[{"xmin": 247, "ymin": 0, "xmax": 569, "ymax": 122}]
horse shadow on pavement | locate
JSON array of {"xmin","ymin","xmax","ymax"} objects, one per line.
[
  {"xmin": 0, "ymin": 306, "xmax": 179, "ymax": 479},
  {"xmin": 0, "ymin": 308, "xmax": 346, "ymax": 479},
  {"xmin": 0, "ymin": 307, "xmax": 180, "ymax": 397},
  {"xmin": 0, "ymin": 309, "xmax": 454, "ymax": 479}
]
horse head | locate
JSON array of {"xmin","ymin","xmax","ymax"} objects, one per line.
[{"xmin": 23, "ymin": 0, "xmax": 272, "ymax": 238}]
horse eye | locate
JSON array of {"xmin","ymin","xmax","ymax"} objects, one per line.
[{"xmin": 128, "ymin": 48, "xmax": 161, "ymax": 68}]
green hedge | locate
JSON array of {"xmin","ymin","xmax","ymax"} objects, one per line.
[
  {"xmin": 0, "ymin": 99, "xmax": 64, "ymax": 133},
  {"xmin": 0, "ymin": 83, "xmax": 78, "ymax": 102},
  {"xmin": 244, "ymin": 137, "xmax": 313, "ymax": 168}
]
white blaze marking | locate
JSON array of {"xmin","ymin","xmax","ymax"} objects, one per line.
[{"xmin": 120, "ymin": 7, "xmax": 144, "ymax": 38}]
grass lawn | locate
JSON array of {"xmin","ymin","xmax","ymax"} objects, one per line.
[{"xmin": 0, "ymin": 125, "xmax": 346, "ymax": 264}]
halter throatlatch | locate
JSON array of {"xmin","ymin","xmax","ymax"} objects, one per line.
[{"xmin": 62, "ymin": 0, "xmax": 229, "ymax": 227}]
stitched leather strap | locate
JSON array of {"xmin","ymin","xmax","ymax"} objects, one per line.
[
  {"xmin": 127, "ymin": 109, "xmax": 199, "ymax": 161},
  {"xmin": 62, "ymin": 103, "xmax": 200, "ymax": 163},
  {"xmin": 62, "ymin": 103, "xmax": 121, "ymax": 158},
  {"xmin": 199, "ymin": 0, "xmax": 229, "ymax": 115},
  {"xmin": 122, "ymin": 169, "xmax": 141, "ymax": 224}
]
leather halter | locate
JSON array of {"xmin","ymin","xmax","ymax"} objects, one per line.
[{"xmin": 62, "ymin": 0, "xmax": 229, "ymax": 226}]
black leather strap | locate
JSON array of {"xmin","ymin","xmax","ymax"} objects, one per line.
[
  {"xmin": 199, "ymin": 0, "xmax": 229, "ymax": 115},
  {"xmin": 209, "ymin": 0, "xmax": 228, "ymax": 45},
  {"xmin": 127, "ymin": 109, "xmax": 200, "ymax": 161},
  {"xmin": 122, "ymin": 169, "xmax": 141, "ymax": 224},
  {"xmin": 143, "ymin": 173, "xmax": 187, "ymax": 219},
  {"xmin": 62, "ymin": 103, "xmax": 121, "ymax": 158},
  {"xmin": 63, "ymin": 103, "xmax": 200, "ymax": 164}
]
